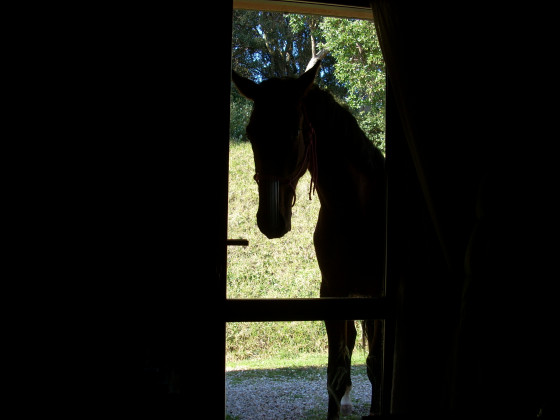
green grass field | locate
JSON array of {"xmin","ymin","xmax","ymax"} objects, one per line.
[{"xmin": 227, "ymin": 140, "xmax": 367, "ymax": 365}]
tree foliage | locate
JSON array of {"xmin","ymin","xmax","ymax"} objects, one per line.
[
  {"xmin": 320, "ymin": 18, "xmax": 385, "ymax": 149},
  {"xmin": 231, "ymin": 11, "xmax": 385, "ymax": 150},
  {"xmin": 232, "ymin": 10, "xmax": 305, "ymax": 80}
]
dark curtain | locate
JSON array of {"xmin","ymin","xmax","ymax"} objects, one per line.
[{"xmin": 372, "ymin": 1, "xmax": 555, "ymax": 417}]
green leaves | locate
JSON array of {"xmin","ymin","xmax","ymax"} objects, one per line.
[
  {"xmin": 320, "ymin": 18, "xmax": 386, "ymax": 150},
  {"xmin": 231, "ymin": 11, "xmax": 386, "ymax": 150}
]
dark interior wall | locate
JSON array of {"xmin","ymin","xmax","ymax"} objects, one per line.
[{"xmin": 84, "ymin": 5, "xmax": 233, "ymax": 415}]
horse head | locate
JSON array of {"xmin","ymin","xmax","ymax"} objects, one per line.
[{"xmin": 232, "ymin": 61, "xmax": 320, "ymax": 239}]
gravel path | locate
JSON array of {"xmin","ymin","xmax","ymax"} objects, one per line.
[{"xmin": 226, "ymin": 365, "xmax": 372, "ymax": 419}]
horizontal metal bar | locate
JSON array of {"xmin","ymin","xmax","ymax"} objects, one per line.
[
  {"xmin": 224, "ymin": 297, "xmax": 391, "ymax": 322},
  {"xmin": 226, "ymin": 238, "xmax": 249, "ymax": 246}
]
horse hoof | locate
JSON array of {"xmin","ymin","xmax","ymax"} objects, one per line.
[{"xmin": 341, "ymin": 403, "xmax": 352, "ymax": 416}]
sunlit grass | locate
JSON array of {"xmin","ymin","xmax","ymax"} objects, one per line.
[
  {"xmin": 227, "ymin": 140, "xmax": 321, "ymax": 300},
  {"xmin": 226, "ymin": 141, "xmax": 367, "ymax": 363}
]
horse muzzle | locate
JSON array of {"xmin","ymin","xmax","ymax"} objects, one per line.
[{"xmin": 256, "ymin": 179, "xmax": 292, "ymax": 239}]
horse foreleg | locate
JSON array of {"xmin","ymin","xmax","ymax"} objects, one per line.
[
  {"xmin": 364, "ymin": 319, "xmax": 384, "ymax": 416},
  {"xmin": 325, "ymin": 319, "xmax": 353, "ymax": 420},
  {"xmin": 341, "ymin": 320, "xmax": 357, "ymax": 415}
]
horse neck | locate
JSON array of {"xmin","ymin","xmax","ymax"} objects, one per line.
[{"xmin": 303, "ymin": 90, "xmax": 384, "ymax": 214}]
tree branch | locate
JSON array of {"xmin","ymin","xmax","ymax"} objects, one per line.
[
  {"xmin": 310, "ymin": 34, "xmax": 316, "ymax": 58},
  {"xmin": 306, "ymin": 48, "xmax": 329, "ymax": 72}
]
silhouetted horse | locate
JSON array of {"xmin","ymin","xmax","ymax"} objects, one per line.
[{"xmin": 233, "ymin": 61, "xmax": 386, "ymax": 419}]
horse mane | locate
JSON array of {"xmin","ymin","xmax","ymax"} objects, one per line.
[{"xmin": 304, "ymin": 86, "xmax": 385, "ymax": 177}]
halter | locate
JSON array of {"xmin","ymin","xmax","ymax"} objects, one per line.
[{"xmin": 253, "ymin": 106, "xmax": 318, "ymax": 206}]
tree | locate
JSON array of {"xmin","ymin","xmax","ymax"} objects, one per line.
[
  {"xmin": 232, "ymin": 10, "xmax": 309, "ymax": 80},
  {"xmin": 230, "ymin": 10, "xmax": 316, "ymax": 141},
  {"xmin": 230, "ymin": 11, "xmax": 344, "ymax": 141},
  {"xmin": 320, "ymin": 18, "xmax": 386, "ymax": 149},
  {"xmin": 230, "ymin": 11, "xmax": 385, "ymax": 150}
]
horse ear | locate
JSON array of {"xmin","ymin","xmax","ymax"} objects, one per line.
[
  {"xmin": 232, "ymin": 70, "xmax": 259, "ymax": 101},
  {"xmin": 298, "ymin": 60, "xmax": 321, "ymax": 97}
]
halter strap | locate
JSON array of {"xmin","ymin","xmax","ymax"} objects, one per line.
[{"xmin": 303, "ymin": 106, "xmax": 318, "ymax": 200}]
